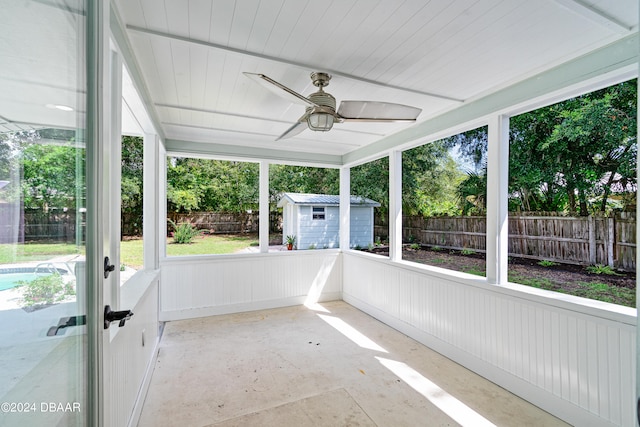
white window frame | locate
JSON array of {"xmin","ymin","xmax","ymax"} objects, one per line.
[{"xmin": 312, "ymin": 206, "xmax": 326, "ymax": 220}]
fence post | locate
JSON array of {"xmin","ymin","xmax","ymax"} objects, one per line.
[
  {"xmin": 588, "ymin": 215, "xmax": 596, "ymax": 265},
  {"xmin": 607, "ymin": 217, "xmax": 615, "ymax": 268}
]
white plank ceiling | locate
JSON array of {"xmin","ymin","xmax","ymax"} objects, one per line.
[
  {"xmin": 114, "ymin": 0, "xmax": 637, "ymax": 157},
  {"xmin": 0, "ymin": 1, "xmax": 637, "ymax": 158}
]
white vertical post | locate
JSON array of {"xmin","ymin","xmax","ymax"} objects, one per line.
[
  {"xmin": 635, "ymin": 43, "xmax": 639, "ymax": 426},
  {"xmin": 158, "ymin": 143, "xmax": 167, "ymax": 259},
  {"xmin": 108, "ymin": 49, "xmax": 122, "ymax": 308},
  {"xmin": 143, "ymin": 133, "xmax": 159, "ymax": 270},
  {"xmin": 340, "ymin": 167, "xmax": 351, "ymax": 250},
  {"xmin": 486, "ymin": 114, "xmax": 509, "ymax": 285},
  {"xmin": 389, "ymin": 150, "xmax": 403, "ymax": 261},
  {"xmin": 259, "ymin": 161, "xmax": 270, "ymax": 252}
]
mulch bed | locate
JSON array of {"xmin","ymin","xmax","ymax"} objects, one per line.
[{"xmin": 363, "ymin": 245, "xmax": 636, "ymax": 308}]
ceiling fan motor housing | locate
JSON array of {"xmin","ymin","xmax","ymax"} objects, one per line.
[{"xmin": 306, "ymin": 90, "xmax": 336, "ymax": 131}]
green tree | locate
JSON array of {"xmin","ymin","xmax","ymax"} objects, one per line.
[
  {"xmin": 269, "ymin": 165, "xmax": 339, "ymax": 206},
  {"xmin": 351, "ymin": 157, "xmax": 389, "ymax": 220},
  {"xmin": 121, "ymin": 136, "xmax": 144, "ymax": 235},
  {"xmin": 545, "ymin": 82, "xmax": 636, "ymax": 214},
  {"xmin": 167, "ymin": 157, "xmax": 259, "ymax": 213},
  {"xmin": 446, "ymin": 80, "xmax": 637, "ymax": 215},
  {"xmin": 21, "ymin": 143, "xmax": 81, "ymax": 211},
  {"xmin": 402, "ymin": 142, "xmax": 465, "ymax": 216}
]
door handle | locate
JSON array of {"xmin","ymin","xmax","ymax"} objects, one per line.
[
  {"xmin": 47, "ymin": 315, "xmax": 86, "ymax": 336},
  {"xmin": 104, "ymin": 305, "xmax": 133, "ymax": 329},
  {"xmin": 104, "ymin": 256, "xmax": 116, "ymax": 278}
]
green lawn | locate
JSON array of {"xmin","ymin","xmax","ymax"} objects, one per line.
[
  {"xmin": 0, "ymin": 234, "xmax": 258, "ymax": 270},
  {"xmin": 0, "ymin": 242, "xmax": 83, "ymax": 264},
  {"xmin": 121, "ymin": 234, "xmax": 258, "ymax": 269}
]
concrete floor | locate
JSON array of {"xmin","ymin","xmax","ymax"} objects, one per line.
[{"xmin": 137, "ymin": 301, "xmax": 569, "ymax": 427}]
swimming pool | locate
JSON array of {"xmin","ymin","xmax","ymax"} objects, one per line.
[
  {"xmin": 0, "ymin": 272, "xmax": 42, "ymax": 291},
  {"xmin": 0, "ymin": 266, "xmax": 72, "ymax": 292}
]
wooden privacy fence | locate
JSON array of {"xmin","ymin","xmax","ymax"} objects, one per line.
[
  {"xmin": 168, "ymin": 212, "xmax": 259, "ymax": 234},
  {"xmin": 167, "ymin": 212, "xmax": 283, "ymax": 234},
  {"xmin": 375, "ymin": 212, "xmax": 636, "ymax": 271},
  {"xmin": 0, "ymin": 208, "xmax": 84, "ymax": 243}
]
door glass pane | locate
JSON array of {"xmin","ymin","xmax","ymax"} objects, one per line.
[{"xmin": 0, "ymin": 1, "xmax": 87, "ymax": 426}]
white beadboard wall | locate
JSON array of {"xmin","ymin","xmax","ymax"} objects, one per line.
[
  {"xmin": 342, "ymin": 252, "xmax": 636, "ymax": 427},
  {"xmin": 107, "ymin": 275, "xmax": 160, "ymax": 427},
  {"xmin": 159, "ymin": 251, "xmax": 342, "ymax": 321}
]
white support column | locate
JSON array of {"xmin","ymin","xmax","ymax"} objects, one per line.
[
  {"xmin": 259, "ymin": 161, "xmax": 270, "ymax": 252},
  {"xmin": 108, "ymin": 49, "xmax": 122, "ymax": 308},
  {"xmin": 340, "ymin": 167, "xmax": 351, "ymax": 250},
  {"xmin": 158, "ymin": 143, "xmax": 167, "ymax": 259},
  {"xmin": 485, "ymin": 114, "xmax": 510, "ymax": 285},
  {"xmin": 143, "ymin": 133, "xmax": 159, "ymax": 270},
  {"xmin": 635, "ymin": 39, "xmax": 639, "ymax": 426},
  {"xmin": 389, "ymin": 150, "xmax": 403, "ymax": 261}
]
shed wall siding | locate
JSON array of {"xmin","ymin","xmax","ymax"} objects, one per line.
[
  {"xmin": 350, "ymin": 206, "xmax": 374, "ymax": 248},
  {"xmin": 282, "ymin": 203, "xmax": 377, "ymax": 250},
  {"xmin": 297, "ymin": 205, "xmax": 340, "ymax": 249}
]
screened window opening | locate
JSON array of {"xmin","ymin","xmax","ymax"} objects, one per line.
[{"xmin": 312, "ymin": 207, "xmax": 326, "ymax": 220}]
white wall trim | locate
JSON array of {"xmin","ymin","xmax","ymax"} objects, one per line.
[
  {"xmin": 126, "ymin": 335, "xmax": 160, "ymax": 427},
  {"xmin": 343, "ymin": 293, "xmax": 621, "ymax": 427},
  {"xmin": 159, "ymin": 251, "xmax": 343, "ymax": 321},
  {"xmin": 342, "ymin": 252, "xmax": 636, "ymax": 426},
  {"xmin": 160, "ymin": 293, "xmax": 342, "ymax": 322},
  {"xmin": 346, "ymin": 250, "xmax": 635, "ymax": 324}
]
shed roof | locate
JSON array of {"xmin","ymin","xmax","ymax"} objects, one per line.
[{"xmin": 277, "ymin": 193, "xmax": 380, "ymax": 208}]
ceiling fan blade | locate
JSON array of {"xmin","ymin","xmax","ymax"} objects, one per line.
[
  {"xmin": 276, "ymin": 122, "xmax": 307, "ymax": 140},
  {"xmin": 244, "ymin": 72, "xmax": 318, "ymax": 107},
  {"xmin": 337, "ymin": 101, "xmax": 422, "ymax": 122},
  {"xmin": 276, "ymin": 112, "xmax": 310, "ymax": 140}
]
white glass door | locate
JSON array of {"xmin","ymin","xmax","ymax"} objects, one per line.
[{"xmin": 0, "ymin": 1, "xmax": 90, "ymax": 425}]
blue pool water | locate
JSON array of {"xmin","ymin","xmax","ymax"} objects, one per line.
[
  {"xmin": 0, "ymin": 266, "xmax": 70, "ymax": 291},
  {"xmin": 0, "ymin": 272, "xmax": 42, "ymax": 291}
]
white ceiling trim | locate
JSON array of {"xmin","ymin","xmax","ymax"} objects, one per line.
[
  {"xmin": 164, "ymin": 139, "xmax": 343, "ymax": 167},
  {"xmin": 111, "ymin": 5, "xmax": 165, "ymax": 140},
  {"xmin": 554, "ymin": 0, "xmax": 635, "ymax": 33},
  {"xmin": 125, "ymin": 25, "xmax": 464, "ymax": 104},
  {"xmin": 342, "ymin": 33, "xmax": 639, "ymax": 165}
]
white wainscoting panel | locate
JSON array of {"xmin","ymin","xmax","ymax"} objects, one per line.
[
  {"xmin": 160, "ymin": 251, "xmax": 342, "ymax": 321},
  {"xmin": 342, "ymin": 252, "xmax": 636, "ymax": 427},
  {"xmin": 107, "ymin": 275, "xmax": 160, "ymax": 427}
]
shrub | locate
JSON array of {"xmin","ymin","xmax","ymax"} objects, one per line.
[
  {"xmin": 410, "ymin": 243, "xmax": 420, "ymax": 250},
  {"xmin": 537, "ymin": 260, "xmax": 557, "ymax": 267},
  {"xmin": 461, "ymin": 248, "xmax": 475, "ymax": 256},
  {"xmin": 168, "ymin": 219, "xmax": 201, "ymax": 244},
  {"xmin": 585, "ymin": 264, "xmax": 620, "ymax": 275},
  {"xmin": 19, "ymin": 273, "xmax": 75, "ymax": 307}
]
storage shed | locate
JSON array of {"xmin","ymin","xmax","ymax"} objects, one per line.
[{"xmin": 277, "ymin": 193, "xmax": 380, "ymax": 250}]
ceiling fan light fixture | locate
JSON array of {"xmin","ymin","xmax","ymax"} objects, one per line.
[
  {"xmin": 244, "ymin": 71, "xmax": 422, "ymax": 140},
  {"xmin": 307, "ymin": 112, "xmax": 334, "ymax": 131}
]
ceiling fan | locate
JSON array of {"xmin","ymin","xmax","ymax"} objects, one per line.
[{"xmin": 243, "ymin": 71, "xmax": 422, "ymax": 140}]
